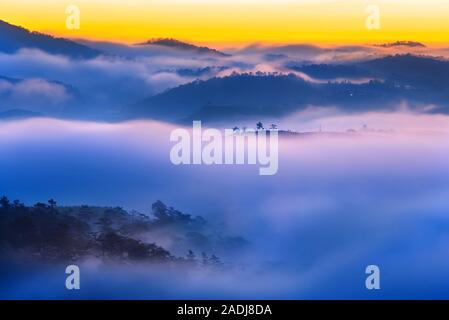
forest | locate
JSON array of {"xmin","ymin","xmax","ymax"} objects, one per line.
[{"xmin": 0, "ymin": 197, "xmax": 247, "ymax": 269}]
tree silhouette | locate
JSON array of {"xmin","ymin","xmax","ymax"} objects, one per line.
[
  {"xmin": 0, "ymin": 197, "xmax": 232, "ymax": 269},
  {"xmin": 96, "ymin": 215, "xmax": 113, "ymax": 233},
  {"xmin": 48, "ymin": 199, "xmax": 57, "ymax": 209},
  {"xmin": 0, "ymin": 196, "xmax": 10, "ymax": 209},
  {"xmin": 12, "ymin": 199, "xmax": 24, "ymax": 209},
  {"xmin": 256, "ymin": 122, "xmax": 264, "ymax": 130},
  {"xmin": 186, "ymin": 249, "xmax": 197, "ymax": 266},
  {"xmin": 209, "ymin": 254, "xmax": 224, "ymax": 269}
]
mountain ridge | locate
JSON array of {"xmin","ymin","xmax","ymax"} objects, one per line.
[
  {"xmin": 135, "ymin": 38, "xmax": 230, "ymax": 57},
  {"xmin": 0, "ymin": 19, "xmax": 102, "ymax": 59},
  {"xmin": 125, "ymin": 54, "xmax": 449, "ymax": 122}
]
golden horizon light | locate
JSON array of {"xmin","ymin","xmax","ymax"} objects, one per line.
[{"xmin": 0, "ymin": 0, "xmax": 448, "ymax": 47}]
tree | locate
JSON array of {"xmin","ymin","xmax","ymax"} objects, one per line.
[
  {"xmin": 186, "ymin": 249, "xmax": 197, "ymax": 266},
  {"xmin": 33, "ymin": 202, "xmax": 49, "ymax": 213},
  {"xmin": 209, "ymin": 254, "xmax": 224, "ymax": 269},
  {"xmin": 270, "ymin": 124, "xmax": 277, "ymax": 130},
  {"xmin": 151, "ymin": 201, "xmax": 193, "ymax": 225},
  {"xmin": 200, "ymin": 252, "xmax": 224, "ymax": 269},
  {"xmin": 48, "ymin": 199, "xmax": 57, "ymax": 209},
  {"xmin": 256, "ymin": 122, "xmax": 264, "ymax": 130},
  {"xmin": 0, "ymin": 196, "xmax": 10, "ymax": 209},
  {"xmin": 152, "ymin": 200, "xmax": 168, "ymax": 220},
  {"xmin": 12, "ymin": 199, "xmax": 22, "ymax": 208},
  {"xmin": 187, "ymin": 249, "xmax": 196, "ymax": 261},
  {"xmin": 96, "ymin": 215, "xmax": 113, "ymax": 233}
]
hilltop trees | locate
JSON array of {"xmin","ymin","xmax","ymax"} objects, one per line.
[
  {"xmin": 231, "ymin": 122, "xmax": 280, "ymax": 133},
  {"xmin": 96, "ymin": 231, "xmax": 171, "ymax": 261},
  {"xmin": 0, "ymin": 196, "xmax": 10, "ymax": 209},
  {"xmin": 0, "ymin": 197, "xmax": 238, "ymax": 269}
]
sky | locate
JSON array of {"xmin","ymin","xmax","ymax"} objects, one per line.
[{"xmin": 1, "ymin": 0, "xmax": 449, "ymax": 46}]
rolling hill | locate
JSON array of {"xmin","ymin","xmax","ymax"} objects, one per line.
[
  {"xmin": 125, "ymin": 55, "xmax": 449, "ymax": 122},
  {"xmin": 125, "ymin": 74, "xmax": 414, "ymax": 121},
  {"xmin": 0, "ymin": 19, "xmax": 101, "ymax": 59},
  {"xmin": 135, "ymin": 38, "xmax": 230, "ymax": 57}
]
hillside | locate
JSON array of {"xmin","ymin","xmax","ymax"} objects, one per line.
[
  {"xmin": 0, "ymin": 19, "xmax": 101, "ymax": 59},
  {"xmin": 136, "ymin": 38, "xmax": 230, "ymax": 57},
  {"xmin": 124, "ymin": 72, "xmax": 428, "ymax": 121},
  {"xmin": 0, "ymin": 197, "xmax": 246, "ymax": 265}
]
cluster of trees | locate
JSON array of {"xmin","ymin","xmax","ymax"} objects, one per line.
[
  {"xmin": 0, "ymin": 196, "xmax": 230, "ymax": 269},
  {"xmin": 232, "ymin": 122, "xmax": 278, "ymax": 133}
]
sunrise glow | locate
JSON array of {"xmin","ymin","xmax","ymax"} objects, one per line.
[{"xmin": 1, "ymin": 0, "xmax": 449, "ymax": 46}]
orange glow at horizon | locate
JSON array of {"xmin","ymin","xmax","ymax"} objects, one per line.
[{"xmin": 1, "ymin": 0, "xmax": 449, "ymax": 47}]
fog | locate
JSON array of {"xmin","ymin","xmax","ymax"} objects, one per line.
[
  {"xmin": 3, "ymin": 42, "xmax": 438, "ymax": 117},
  {"xmin": 1, "ymin": 112, "xmax": 449, "ymax": 298}
]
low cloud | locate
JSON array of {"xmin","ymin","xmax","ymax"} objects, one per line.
[
  {"xmin": 0, "ymin": 78, "xmax": 72, "ymax": 113},
  {"xmin": 0, "ymin": 42, "xmax": 448, "ymax": 118},
  {"xmin": 1, "ymin": 112, "xmax": 449, "ymax": 298}
]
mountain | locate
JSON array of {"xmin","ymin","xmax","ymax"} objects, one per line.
[
  {"xmin": 153, "ymin": 66, "xmax": 228, "ymax": 78},
  {"xmin": 376, "ymin": 41, "xmax": 426, "ymax": 48},
  {"xmin": 287, "ymin": 63, "xmax": 369, "ymax": 80},
  {"xmin": 358, "ymin": 54, "xmax": 449, "ymax": 91},
  {"xmin": 174, "ymin": 66, "xmax": 228, "ymax": 77},
  {"xmin": 125, "ymin": 55, "xmax": 449, "ymax": 121},
  {"xmin": 288, "ymin": 54, "xmax": 449, "ymax": 93},
  {"xmin": 0, "ymin": 19, "xmax": 101, "ymax": 59},
  {"xmin": 135, "ymin": 38, "xmax": 230, "ymax": 57},
  {"xmin": 125, "ymin": 73, "xmax": 422, "ymax": 121}
]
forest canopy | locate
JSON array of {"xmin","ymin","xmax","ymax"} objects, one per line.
[{"xmin": 0, "ymin": 197, "xmax": 247, "ymax": 269}]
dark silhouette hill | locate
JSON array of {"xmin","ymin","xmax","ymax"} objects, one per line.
[
  {"xmin": 0, "ymin": 197, "xmax": 245, "ymax": 266},
  {"xmin": 359, "ymin": 54, "xmax": 449, "ymax": 91},
  {"xmin": 289, "ymin": 54, "xmax": 449, "ymax": 87},
  {"xmin": 125, "ymin": 69, "xmax": 440, "ymax": 121},
  {"xmin": 136, "ymin": 38, "xmax": 230, "ymax": 57},
  {"xmin": 375, "ymin": 41, "xmax": 426, "ymax": 48},
  {"xmin": 0, "ymin": 19, "xmax": 101, "ymax": 59},
  {"xmin": 125, "ymin": 55, "xmax": 449, "ymax": 121},
  {"xmin": 286, "ymin": 54, "xmax": 449, "ymax": 106},
  {"xmin": 288, "ymin": 64, "xmax": 368, "ymax": 80}
]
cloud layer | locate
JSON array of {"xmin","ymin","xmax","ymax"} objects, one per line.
[
  {"xmin": 2, "ymin": 42, "xmax": 447, "ymax": 118},
  {"xmin": 1, "ymin": 112, "xmax": 449, "ymax": 298}
]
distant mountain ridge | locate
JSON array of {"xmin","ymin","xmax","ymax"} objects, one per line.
[
  {"xmin": 136, "ymin": 38, "xmax": 230, "ymax": 57},
  {"xmin": 125, "ymin": 74, "xmax": 408, "ymax": 121},
  {"xmin": 375, "ymin": 41, "xmax": 426, "ymax": 48},
  {"xmin": 0, "ymin": 19, "xmax": 101, "ymax": 59},
  {"xmin": 126, "ymin": 54, "xmax": 449, "ymax": 122},
  {"xmin": 288, "ymin": 54, "xmax": 449, "ymax": 90}
]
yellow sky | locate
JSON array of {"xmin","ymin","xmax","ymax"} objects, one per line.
[{"xmin": 1, "ymin": 0, "xmax": 448, "ymax": 46}]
